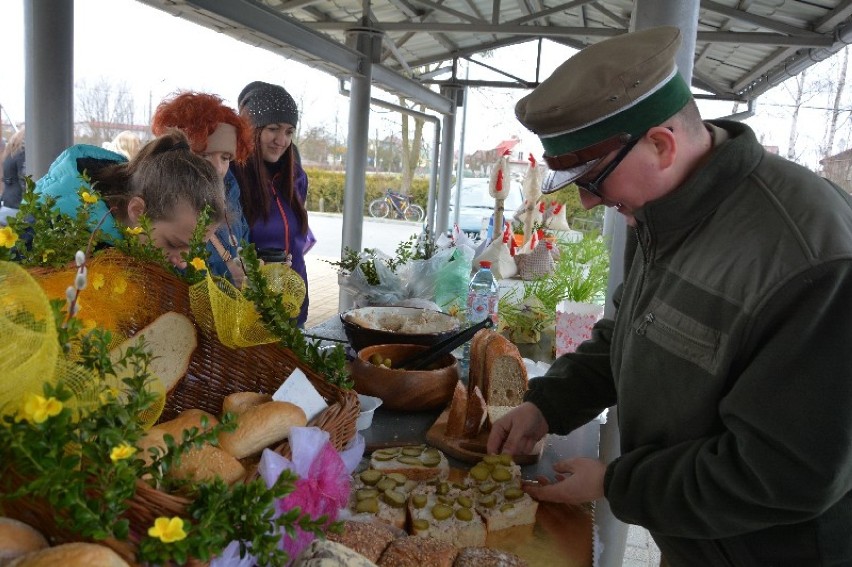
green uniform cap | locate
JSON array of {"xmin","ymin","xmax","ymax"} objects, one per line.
[{"xmin": 516, "ymin": 26, "xmax": 692, "ymax": 164}]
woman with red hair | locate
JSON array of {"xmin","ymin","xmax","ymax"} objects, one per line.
[{"xmin": 152, "ymin": 91, "xmax": 253, "ymax": 286}]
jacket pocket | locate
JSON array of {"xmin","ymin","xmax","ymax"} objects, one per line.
[{"xmin": 632, "ymin": 298, "xmax": 726, "ymax": 374}]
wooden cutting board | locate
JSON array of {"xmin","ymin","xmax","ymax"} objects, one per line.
[{"xmin": 425, "ymin": 406, "xmax": 544, "ymax": 465}]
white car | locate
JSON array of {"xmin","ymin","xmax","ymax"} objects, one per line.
[{"xmin": 449, "ymin": 177, "xmax": 524, "ymax": 239}]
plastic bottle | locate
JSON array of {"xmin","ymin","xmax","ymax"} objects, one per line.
[{"xmin": 461, "ymin": 261, "xmax": 499, "ymax": 380}]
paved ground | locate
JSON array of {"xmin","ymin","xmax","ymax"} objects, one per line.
[{"xmin": 303, "ymin": 254, "xmax": 662, "ymax": 567}]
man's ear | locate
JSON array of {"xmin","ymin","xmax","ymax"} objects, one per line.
[
  {"xmin": 648, "ymin": 126, "xmax": 676, "ymax": 170},
  {"xmin": 126, "ymin": 196, "xmax": 146, "ymax": 226}
]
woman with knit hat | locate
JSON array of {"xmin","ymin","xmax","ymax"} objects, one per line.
[
  {"xmin": 152, "ymin": 91, "xmax": 254, "ymax": 286},
  {"xmin": 232, "ymin": 81, "xmax": 315, "ymax": 327}
]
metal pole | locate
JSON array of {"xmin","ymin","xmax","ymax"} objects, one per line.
[{"xmin": 435, "ymin": 85, "xmax": 459, "ymax": 235}]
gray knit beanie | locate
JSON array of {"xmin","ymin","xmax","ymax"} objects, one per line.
[{"xmin": 237, "ymin": 81, "xmax": 299, "ymax": 129}]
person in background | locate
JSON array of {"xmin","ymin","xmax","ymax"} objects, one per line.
[
  {"xmin": 232, "ymin": 81, "xmax": 315, "ymax": 327},
  {"xmin": 102, "ymin": 130, "xmax": 142, "ymax": 160},
  {"xmin": 35, "ymin": 129, "xmax": 225, "ymax": 269},
  {"xmin": 151, "ymin": 91, "xmax": 253, "ymax": 286},
  {"xmin": 1, "ymin": 127, "xmax": 26, "ymax": 226},
  {"xmin": 488, "ymin": 26, "xmax": 852, "ymax": 566}
]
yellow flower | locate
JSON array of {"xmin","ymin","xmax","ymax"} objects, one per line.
[
  {"xmin": 190, "ymin": 257, "xmax": 206, "ymax": 271},
  {"xmin": 148, "ymin": 517, "xmax": 187, "ymax": 543},
  {"xmin": 22, "ymin": 394, "xmax": 63, "ymax": 424},
  {"xmin": 98, "ymin": 387, "xmax": 120, "ymax": 405},
  {"xmin": 82, "ymin": 319, "xmax": 98, "ymax": 332},
  {"xmin": 91, "ymin": 272, "xmax": 105, "ymax": 290},
  {"xmin": 0, "ymin": 226, "xmax": 19, "ymax": 248},
  {"xmin": 110, "ymin": 443, "xmax": 137, "ymax": 463},
  {"xmin": 112, "ymin": 277, "xmax": 127, "ymax": 295},
  {"xmin": 125, "ymin": 226, "xmax": 144, "ymax": 236},
  {"xmin": 41, "ymin": 249, "xmax": 55, "ymax": 263},
  {"xmin": 81, "ymin": 191, "xmax": 99, "ymax": 204}
]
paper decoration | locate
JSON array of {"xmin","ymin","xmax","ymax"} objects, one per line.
[
  {"xmin": 473, "ymin": 233, "xmax": 518, "ymax": 280},
  {"xmin": 489, "ymin": 149, "xmax": 512, "ymax": 242},
  {"xmin": 555, "ymin": 301, "xmax": 604, "ymax": 356},
  {"xmin": 516, "ymin": 238, "xmax": 554, "ymax": 280},
  {"xmin": 521, "ymin": 154, "xmax": 543, "ymax": 245},
  {"xmin": 548, "ymin": 202, "xmax": 573, "ymax": 232}
]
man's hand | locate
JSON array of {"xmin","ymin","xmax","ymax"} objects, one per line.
[
  {"xmin": 487, "ymin": 401, "xmax": 549, "ymax": 455},
  {"xmin": 523, "ymin": 458, "xmax": 607, "ymax": 505}
]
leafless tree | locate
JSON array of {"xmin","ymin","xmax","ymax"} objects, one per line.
[
  {"xmin": 75, "ymin": 78, "xmax": 136, "ymax": 146},
  {"xmin": 822, "ymin": 46, "xmax": 849, "ymax": 158},
  {"xmin": 398, "ymin": 96, "xmax": 425, "ymax": 194}
]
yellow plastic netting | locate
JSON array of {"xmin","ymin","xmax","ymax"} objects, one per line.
[
  {"xmin": 188, "ymin": 263, "xmax": 305, "ymax": 348},
  {"xmin": 0, "ymin": 260, "xmax": 164, "ymax": 426}
]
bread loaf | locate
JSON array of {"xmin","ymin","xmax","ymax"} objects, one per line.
[
  {"xmin": 142, "ymin": 409, "xmax": 245, "ymax": 484},
  {"xmin": 217, "ymin": 401, "xmax": 307, "ymax": 459},
  {"xmin": 7, "ymin": 542, "xmax": 129, "ymax": 567},
  {"xmin": 467, "ymin": 330, "xmax": 492, "ymax": 396},
  {"xmin": 108, "ymin": 312, "xmax": 196, "ymax": 394},
  {"xmin": 462, "ymin": 386, "xmax": 486, "ymax": 438},
  {"xmin": 222, "ymin": 391, "xmax": 273, "ymax": 416},
  {"xmin": 0, "ymin": 517, "xmax": 48, "ymax": 566},
  {"xmin": 377, "ymin": 536, "xmax": 457, "ymax": 567},
  {"xmin": 326, "ymin": 521, "xmax": 402, "ymax": 563},
  {"xmin": 482, "ymin": 334, "xmax": 528, "ymax": 408},
  {"xmin": 444, "ymin": 382, "xmax": 467, "ymax": 439}
]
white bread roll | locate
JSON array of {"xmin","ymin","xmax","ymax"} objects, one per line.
[
  {"xmin": 0, "ymin": 517, "xmax": 48, "ymax": 566},
  {"xmin": 7, "ymin": 542, "xmax": 129, "ymax": 567},
  {"xmin": 222, "ymin": 392, "xmax": 273, "ymax": 416},
  {"xmin": 109, "ymin": 312, "xmax": 197, "ymax": 393},
  {"xmin": 217, "ymin": 401, "xmax": 307, "ymax": 459}
]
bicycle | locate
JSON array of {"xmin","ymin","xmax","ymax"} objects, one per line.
[{"xmin": 368, "ymin": 189, "xmax": 425, "ymax": 222}]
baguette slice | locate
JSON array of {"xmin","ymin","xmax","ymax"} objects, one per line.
[
  {"xmin": 408, "ymin": 484, "xmax": 486, "ymax": 547},
  {"xmin": 109, "ymin": 311, "xmax": 196, "ymax": 394},
  {"xmin": 369, "ymin": 445, "xmax": 449, "ymax": 482},
  {"xmin": 345, "ymin": 469, "xmax": 419, "ymax": 530},
  {"xmin": 465, "ymin": 456, "xmax": 537, "ymax": 532}
]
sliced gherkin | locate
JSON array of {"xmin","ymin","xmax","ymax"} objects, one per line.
[
  {"xmin": 421, "ymin": 454, "xmax": 442, "ymax": 467},
  {"xmin": 500, "ymin": 502, "xmax": 516, "ymax": 512},
  {"xmin": 491, "ymin": 466, "xmax": 512, "ymax": 482},
  {"xmin": 457, "ymin": 495, "xmax": 473, "ymax": 508},
  {"xmin": 498, "ymin": 454, "xmax": 513, "ymax": 466},
  {"xmin": 478, "ymin": 481, "xmax": 498, "ymax": 495},
  {"xmin": 504, "ymin": 487, "xmax": 524, "ymax": 500},
  {"xmin": 376, "ymin": 477, "xmax": 397, "ymax": 492},
  {"xmin": 356, "ymin": 488, "xmax": 379, "ymax": 500},
  {"xmin": 359, "ymin": 469, "xmax": 382, "ymax": 485},
  {"xmin": 482, "ymin": 454, "xmax": 502, "ymax": 466},
  {"xmin": 355, "ymin": 497, "xmax": 379, "ymax": 513},
  {"xmin": 436, "ymin": 482, "xmax": 450, "ymax": 495},
  {"xmin": 398, "ymin": 455, "xmax": 423, "ymax": 466},
  {"xmin": 455, "ymin": 507, "xmax": 474, "ymax": 521},
  {"xmin": 411, "ymin": 493, "xmax": 428, "ymax": 508},
  {"xmin": 401, "ymin": 446, "xmax": 424, "ymax": 457},
  {"xmin": 382, "ymin": 488, "xmax": 406, "ymax": 508},
  {"xmin": 469, "ymin": 465, "xmax": 490, "ymax": 481},
  {"xmin": 387, "ymin": 472, "xmax": 408, "ymax": 484},
  {"xmin": 431, "ymin": 503, "xmax": 453, "ymax": 520},
  {"xmin": 412, "ymin": 518, "xmax": 430, "ymax": 531},
  {"xmin": 478, "ymin": 494, "xmax": 497, "ymax": 508}
]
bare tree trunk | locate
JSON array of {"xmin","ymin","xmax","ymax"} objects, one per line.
[
  {"xmin": 398, "ymin": 96, "xmax": 425, "ymax": 194},
  {"xmin": 76, "ymin": 78, "xmax": 136, "ymax": 146},
  {"xmin": 787, "ymin": 69, "xmax": 807, "ymax": 162},
  {"xmin": 824, "ymin": 46, "xmax": 848, "ymax": 158}
]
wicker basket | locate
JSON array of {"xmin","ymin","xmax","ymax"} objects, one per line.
[{"xmin": 5, "ymin": 252, "xmax": 358, "ymax": 564}]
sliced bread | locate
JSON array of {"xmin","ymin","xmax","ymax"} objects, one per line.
[
  {"xmin": 482, "ymin": 333, "xmax": 528, "ymax": 408},
  {"xmin": 369, "ymin": 445, "xmax": 449, "ymax": 482}
]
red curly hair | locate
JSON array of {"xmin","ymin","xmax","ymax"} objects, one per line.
[{"xmin": 151, "ymin": 91, "xmax": 253, "ymax": 164}]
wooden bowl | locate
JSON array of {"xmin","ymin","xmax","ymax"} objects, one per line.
[{"xmin": 349, "ymin": 344, "xmax": 460, "ymax": 411}]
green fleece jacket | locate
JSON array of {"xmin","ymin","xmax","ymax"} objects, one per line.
[{"xmin": 526, "ymin": 121, "xmax": 852, "ymax": 566}]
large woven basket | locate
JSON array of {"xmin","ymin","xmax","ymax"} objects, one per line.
[{"xmin": 5, "ymin": 251, "xmax": 358, "ymax": 564}]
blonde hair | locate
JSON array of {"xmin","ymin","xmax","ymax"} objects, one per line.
[
  {"xmin": 105, "ymin": 130, "xmax": 142, "ymax": 160},
  {"xmin": 2, "ymin": 128, "xmax": 25, "ymax": 161}
]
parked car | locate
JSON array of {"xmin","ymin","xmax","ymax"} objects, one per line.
[{"xmin": 449, "ymin": 177, "xmax": 524, "ymax": 239}]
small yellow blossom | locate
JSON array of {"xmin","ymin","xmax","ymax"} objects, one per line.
[
  {"xmin": 125, "ymin": 226, "xmax": 144, "ymax": 236},
  {"xmin": 41, "ymin": 249, "xmax": 55, "ymax": 263},
  {"xmin": 148, "ymin": 517, "xmax": 187, "ymax": 543},
  {"xmin": 91, "ymin": 272, "xmax": 105, "ymax": 290},
  {"xmin": 82, "ymin": 319, "xmax": 98, "ymax": 333},
  {"xmin": 112, "ymin": 277, "xmax": 127, "ymax": 295},
  {"xmin": 81, "ymin": 191, "xmax": 99, "ymax": 204},
  {"xmin": 22, "ymin": 394, "xmax": 63, "ymax": 424},
  {"xmin": 0, "ymin": 226, "xmax": 19, "ymax": 248},
  {"xmin": 190, "ymin": 257, "xmax": 206, "ymax": 271},
  {"xmin": 99, "ymin": 387, "xmax": 120, "ymax": 405},
  {"xmin": 110, "ymin": 443, "xmax": 137, "ymax": 463}
]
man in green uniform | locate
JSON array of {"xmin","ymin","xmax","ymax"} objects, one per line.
[{"xmin": 488, "ymin": 26, "xmax": 852, "ymax": 566}]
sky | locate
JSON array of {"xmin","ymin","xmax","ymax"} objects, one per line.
[{"xmin": 1, "ymin": 0, "xmax": 849, "ymax": 169}]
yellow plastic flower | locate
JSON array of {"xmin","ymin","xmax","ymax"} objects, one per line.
[
  {"xmin": 148, "ymin": 517, "xmax": 187, "ymax": 543},
  {"xmin": 110, "ymin": 443, "xmax": 137, "ymax": 463},
  {"xmin": 190, "ymin": 257, "xmax": 206, "ymax": 271},
  {"xmin": 22, "ymin": 394, "xmax": 63, "ymax": 424},
  {"xmin": 0, "ymin": 226, "xmax": 19, "ymax": 248},
  {"xmin": 91, "ymin": 272, "xmax": 105, "ymax": 290},
  {"xmin": 81, "ymin": 191, "xmax": 99, "ymax": 204},
  {"xmin": 125, "ymin": 226, "xmax": 144, "ymax": 236},
  {"xmin": 112, "ymin": 277, "xmax": 128, "ymax": 295}
]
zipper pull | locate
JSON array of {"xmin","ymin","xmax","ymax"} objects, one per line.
[{"xmin": 636, "ymin": 313, "xmax": 655, "ymax": 336}]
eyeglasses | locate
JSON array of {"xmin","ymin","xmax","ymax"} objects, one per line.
[{"xmin": 574, "ymin": 133, "xmax": 644, "ymax": 199}]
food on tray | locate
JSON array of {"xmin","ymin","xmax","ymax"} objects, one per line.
[
  {"xmin": 345, "ymin": 308, "xmax": 458, "ymax": 335},
  {"xmin": 0, "ymin": 517, "xmax": 49, "ymax": 564},
  {"xmin": 217, "ymin": 401, "xmax": 307, "ymax": 459},
  {"xmin": 377, "ymin": 535, "xmax": 458, "ymax": 567},
  {"xmin": 108, "ymin": 311, "xmax": 197, "ymax": 393},
  {"xmin": 222, "ymin": 391, "xmax": 273, "ymax": 415},
  {"xmin": 346, "ymin": 469, "xmax": 419, "ymax": 529},
  {"xmin": 296, "ymin": 538, "xmax": 379, "ymax": 566},
  {"xmin": 408, "ymin": 481, "xmax": 487, "ymax": 547},
  {"xmin": 370, "ymin": 445, "xmax": 450, "ymax": 482},
  {"xmin": 6, "ymin": 542, "xmax": 130, "ymax": 567},
  {"xmin": 326, "ymin": 520, "xmax": 404, "ymax": 563},
  {"xmin": 465, "ymin": 455, "xmax": 538, "ymax": 532}
]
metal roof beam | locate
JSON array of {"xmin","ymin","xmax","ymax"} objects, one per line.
[
  {"xmin": 407, "ymin": 0, "xmax": 484, "ymax": 23},
  {"xmin": 699, "ymin": 0, "xmax": 823, "ymax": 37},
  {"xmin": 509, "ymin": 0, "xmax": 594, "ymax": 26}
]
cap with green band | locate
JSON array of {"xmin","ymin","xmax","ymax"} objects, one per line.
[{"xmin": 515, "ymin": 26, "xmax": 692, "ymax": 193}]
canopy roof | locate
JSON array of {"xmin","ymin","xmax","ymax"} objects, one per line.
[{"xmin": 138, "ymin": 0, "xmax": 852, "ymax": 111}]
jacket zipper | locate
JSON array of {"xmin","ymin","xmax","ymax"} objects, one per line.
[{"xmin": 636, "ymin": 311, "xmax": 718, "ymax": 350}]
